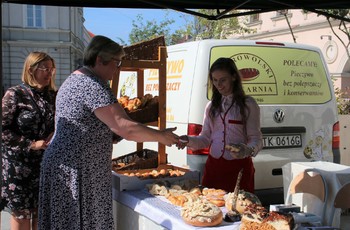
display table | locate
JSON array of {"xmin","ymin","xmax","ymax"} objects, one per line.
[
  {"xmin": 282, "ymin": 161, "xmax": 350, "ymax": 227},
  {"xmin": 112, "ymin": 188, "xmax": 240, "ymax": 230}
]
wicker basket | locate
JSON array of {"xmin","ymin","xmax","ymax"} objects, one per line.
[
  {"xmin": 123, "ymin": 36, "xmax": 166, "ymax": 60},
  {"xmin": 127, "ymin": 97, "xmax": 159, "ymax": 123},
  {"xmin": 112, "ymin": 149, "xmax": 159, "ymax": 171}
]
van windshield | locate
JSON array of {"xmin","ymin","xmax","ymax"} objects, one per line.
[{"xmin": 209, "ymin": 46, "xmax": 332, "ymax": 104}]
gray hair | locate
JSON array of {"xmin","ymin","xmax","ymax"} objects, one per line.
[{"xmin": 83, "ymin": 35, "xmax": 125, "ymax": 66}]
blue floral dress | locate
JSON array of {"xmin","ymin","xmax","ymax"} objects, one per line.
[
  {"xmin": 1, "ymin": 84, "xmax": 56, "ymax": 218},
  {"xmin": 38, "ymin": 73, "xmax": 117, "ymax": 229}
]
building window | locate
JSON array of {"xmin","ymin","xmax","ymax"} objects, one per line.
[
  {"xmin": 271, "ymin": 9, "xmax": 292, "ymax": 22},
  {"xmin": 276, "ymin": 10, "xmax": 288, "ymax": 17},
  {"xmin": 249, "ymin": 14, "xmax": 259, "ymax": 23},
  {"xmin": 27, "ymin": 5, "xmax": 43, "ymax": 27}
]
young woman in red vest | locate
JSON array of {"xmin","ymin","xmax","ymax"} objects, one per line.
[{"xmin": 177, "ymin": 57, "xmax": 263, "ymax": 193}]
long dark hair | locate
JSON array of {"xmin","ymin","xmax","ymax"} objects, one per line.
[{"xmin": 208, "ymin": 57, "xmax": 248, "ymax": 125}]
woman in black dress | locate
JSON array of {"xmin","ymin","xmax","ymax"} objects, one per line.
[{"xmin": 1, "ymin": 52, "xmax": 57, "ymax": 230}]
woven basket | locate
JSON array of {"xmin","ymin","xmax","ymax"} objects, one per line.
[
  {"xmin": 123, "ymin": 36, "xmax": 166, "ymax": 60},
  {"xmin": 112, "ymin": 149, "xmax": 158, "ymax": 171},
  {"xmin": 127, "ymin": 97, "xmax": 159, "ymax": 123}
]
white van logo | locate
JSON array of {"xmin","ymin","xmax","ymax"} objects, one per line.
[
  {"xmin": 231, "ymin": 53, "xmax": 278, "ymax": 96},
  {"xmin": 239, "ymin": 68, "xmax": 260, "ymax": 81},
  {"xmin": 273, "ymin": 109, "xmax": 285, "ymax": 123}
]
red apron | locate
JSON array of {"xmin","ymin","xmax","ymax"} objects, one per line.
[{"xmin": 201, "ymin": 154, "xmax": 255, "ymax": 193}]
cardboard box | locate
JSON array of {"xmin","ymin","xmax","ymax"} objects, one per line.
[{"xmin": 112, "ymin": 164, "xmax": 200, "ymax": 191}]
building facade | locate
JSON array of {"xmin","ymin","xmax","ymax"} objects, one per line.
[
  {"xmin": 2, "ymin": 3, "xmax": 90, "ymax": 90},
  {"xmin": 231, "ymin": 10, "xmax": 350, "ymax": 99}
]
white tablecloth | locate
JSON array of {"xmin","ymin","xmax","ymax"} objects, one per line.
[
  {"xmin": 282, "ymin": 161, "xmax": 350, "ymax": 227},
  {"xmin": 112, "ymin": 188, "xmax": 240, "ymax": 230}
]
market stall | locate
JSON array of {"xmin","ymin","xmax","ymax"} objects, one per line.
[
  {"xmin": 112, "ymin": 189, "xmax": 240, "ymax": 230},
  {"xmin": 109, "ymin": 37, "xmax": 198, "ymax": 228},
  {"xmin": 109, "ymin": 38, "xmax": 306, "ymax": 230},
  {"xmin": 110, "ymin": 37, "xmax": 244, "ymax": 229}
]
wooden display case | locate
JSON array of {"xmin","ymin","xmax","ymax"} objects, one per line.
[{"xmin": 110, "ymin": 38, "xmax": 167, "ymax": 165}]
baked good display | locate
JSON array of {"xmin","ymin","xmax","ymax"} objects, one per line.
[
  {"xmin": 181, "ymin": 199, "xmax": 223, "ymax": 227},
  {"xmin": 117, "ymin": 94, "xmax": 155, "ymax": 112},
  {"xmin": 122, "ymin": 168, "xmax": 186, "ymax": 180},
  {"xmin": 240, "ymin": 204, "xmax": 294, "ymax": 230}
]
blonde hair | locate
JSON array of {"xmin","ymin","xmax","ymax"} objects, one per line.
[{"xmin": 21, "ymin": 51, "xmax": 57, "ymax": 91}]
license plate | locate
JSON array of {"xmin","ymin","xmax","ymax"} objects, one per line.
[{"xmin": 262, "ymin": 134, "xmax": 302, "ymax": 148}]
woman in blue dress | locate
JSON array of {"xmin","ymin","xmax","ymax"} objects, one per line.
[{"xmin": 38, "ymin": 35, "xmax": 179, "ymax": 229}]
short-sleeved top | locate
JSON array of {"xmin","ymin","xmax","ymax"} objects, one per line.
[{"xmin": 38, "ymin": 73, "xmax": 117, "ymax": 229}]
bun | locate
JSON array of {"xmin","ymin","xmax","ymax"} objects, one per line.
[
  {"xmin": 202, "ymin": 188, "xmax": 226, "ymax": 196},
  {"xmin": 146, "ymin": 183, "xmax": 169, "ymax": 196},
  {"xmin": 181, "ymin": 199, "xmax": 223, "ymax": 227},
  {"xmin": 166, "ymin": 190, "xmax": 201, "ymax": 207},
  {"xmin": 202, "ymin": 188, "xmax": 227, "ymax": 207},
  {"xmin": 206, "ymin": 197, "xmax": 225, "ymax": 207},
  {"xmin": 189, "ymin": 187, "xmax": 202, "ymax": 196}
]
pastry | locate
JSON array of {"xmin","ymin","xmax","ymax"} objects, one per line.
[
  {"xmin": 225, "ymin": 190, "xmax": 261, "ymax": 214},
  {"xmin": 181, "ymin": 199, "xmax": 223, "ymax": 227},
  {"xmin": 225, "ymin": 144, "xmax": 240, "ymax": 152},
  {"xmin": 146, "ymin": 182, "xmax": 169, "ymax": 196},
  {"xmin": 240, "ymin": 204, "xmax": 294, "ymax": 230},
  {"xmin": 202, "ymin": 188, "xmax": 227, "ymax": 207}
]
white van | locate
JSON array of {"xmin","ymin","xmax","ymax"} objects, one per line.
[{"xmin": 113, "ymin": 39, "xmax": 340, "ymax": 204}]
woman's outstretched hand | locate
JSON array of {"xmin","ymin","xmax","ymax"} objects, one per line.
[
  {"xmin": 160, "ymin": 127, "xmax": 179, "ymax": 147},
  {"xmin": 176, "ymin": 135, "xmax": 189, "ymax": 149}
]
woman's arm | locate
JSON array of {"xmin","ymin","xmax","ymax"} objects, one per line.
[
  {"xmin": 94, "ymin": 103, "xmax": 178, "ymax": 147},
  {"xmin": 2, "ymin": 89, "xmax": 33, "ymax": 152},
  {"xmin": 187, "ymin": 102, "xmax": 212, "ymax": 150},
  {"xmin": 245, "ymin": 97, "xmax": 263, "ymax": 156}
]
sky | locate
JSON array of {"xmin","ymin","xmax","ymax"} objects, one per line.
[{"xmin": 83, "ymin": 8, "xmax": 193, "ymax": 44}]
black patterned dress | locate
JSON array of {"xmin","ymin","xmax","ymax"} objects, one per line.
[
  {"xmin": 1, "ymin": 84, "xmax": 56, "ymax": 218},
  {"xmin": 38, "ymin": 73, "xmax": 117, "ymax": 229}
]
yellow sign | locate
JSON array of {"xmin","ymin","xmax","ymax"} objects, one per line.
[{"xmin": 211, "ymin": 46, "xmax": 331, "ymax": 104}]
